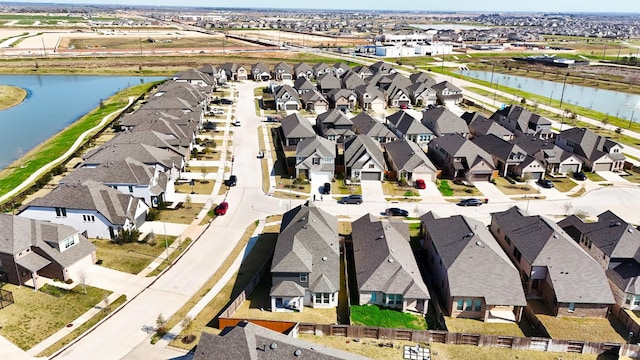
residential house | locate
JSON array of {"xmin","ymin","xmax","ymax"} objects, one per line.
[
  {"xmin": 315, "ymin": 109, "xmax": 355, "ymax": 142},
  {"xmin": 293, "ymin": 77, "xmax": 316, "ymax": 95},
  {"xmin": 381, "ymin": 73, "xmax": 413, "ymax": 108},
  {"xmin": 332, "ymin": 62, "xmax": 351, "ymax": 78},
  {"xmin": 0, "ymin": 213, "xmax": 96, "ymax": 289},
  {"xmin": 491, "ymin": 105, "xmax": 553, "ymax": 139},
  {"xmin": 106, "ymin": 130, "xmax": 190, "ymax": 161},
  {"xmin": 369, "ymin": 61, "xmax": 396, "ymax": 76},
  {"xmin": 19, "ymin": 181, "xmax": 148, "ymax": 240},
  {"xmin": 489, "ymin": 206, "xmax": 615, "ymax": 317},
  {"xmin": 386, "ymin": 110, "xmax": 433, "ymax": 148},
  {"xmin": 273, "ymin": 62, "xmax": 294, "ymax": 81},
  {"xmin": 462, "ymin": 112, "xmax": 514, "ymax": 141},
  {"xmin": 312, "ymin": 62, "xmax": 331, "ymax": 78},
  {"xmin": 410, "ymin": 72, "xmax": 436, "ymax": 87},
  {"xmin": 316, "ymin": 73, "xmax": 341, "ymax": 94},
  {"xmin": 407, "ymin": 82, "xmax": 438, "ymax": 107},
  {"xmin": 273, "ymin": 84, "xmax": 300, "ymax": 111},
  {"xmin": 326, "ymin": 89, "xmax": 357, "ymax": 112},
  {"xmin": 473, "ymin": 134, "xmax": 546, "ymax": 180},
  {"xmin": 421, "ymin": 106, "xmax": 470, "ymax": 138},
  {"xmin": 351, "ymin": 112, "xmax": 397, "ymax": 144},
  {"xmin": 351, "ymin": 214, "xmax": 430, "ymax": 314},
  {"xmin": 198, "ymin": 64, "xmax": 224, "ymax": 85},
  {"xmin": 128, "ymin": 117, "xmax": 195, "ymax": 151},
  {"xmin": 354, "ymin": 84, "xmax": 386, "ymax": 114},
  {"xmin": 270, "ymin": 202, "xmax": 339, "ymax": 312},
  {"xmin": 173, "ymin": 68, "xmax": 214, "ymax": 90},
  {"xmin": 344, "ymin": 135, "xmax": 385, "ymax": 182},
  {"xmin": 431, "ymin": 81, "xmax": 463, "ymax": 105},
  {"xmin": 293, "ymin": 62, "xmax": 314, "ymax": 79},
  {"xmin": 352, "ymin": 64, "xmax": 374, "ymax": 80},
  {"xmin": 250, "ymin": 62, "xmax": 271, "ymax": 81},
  {"xmin": 555, "ymin": 127, "xmax": 625, "ymax": 171},
  {"xmin": 428, "ymin": 133, "xmax": 496, "ymax": 181},
  {"xmin": 300, "ymin": 89, "xmax": 329, "ymax": 114},
  {"xmin": 340, "ymin": 71, "xmax": 366, "ymax": 90},
  {"xmin": 193, "ymin": 321, "xmax": 369, "ymax": 360},
  {"xmin": 421, "ymin": 212, "xmax": 526, "ymax": 321},
  {"xmin": 559, "ymin": 211, "xmax": 640, "ymax": 310},
  {"xmin": 279, "ymin": 113, "xmax": 316, "ymax": 147},
  {"xmin": 295, "ymin": 135, "xmax": 336, "ymax": 181},
  {"xmin": 219, "ymin": 62, "xmax": 248, "ymax": 81},
  {"xmin": 384, "ymin": 139, "xmax": 438, "ymax": 183},
  {"xmin": 512, "ymin": 135, "xmax": 583, "ymax": 175}
]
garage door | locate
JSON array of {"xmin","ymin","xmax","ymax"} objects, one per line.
[
  {"xmin": 361, "ymin": 172, "xmax": 381, "ymax": 181},
  {"xmin": 559, "ymin": 164, "xmax": 579, "ymax": 174},
  {"xmin": 593, "ymin": 163, "xmax": 612, "ymax": 172},
  {"xmin": 286, "ymin": 103, "xmax": 298, "ymax": 110},
  {"xmin": 315, "ymin": 104, "xmax": 328, "ymax": 114},
  {"xmin": 527, "ymin": 172, "xmax": 543, "ymax": 180},
  {"xmin": 470, "ymin": 173, "xmax": 491, "ymax": 181}
]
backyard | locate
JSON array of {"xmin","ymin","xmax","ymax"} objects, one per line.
[{"xmin": 350, "ymin": 305, "xmax": 427, "ymax": 330}]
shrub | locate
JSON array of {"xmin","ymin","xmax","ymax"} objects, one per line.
[
  {"xmin": 115, "ymin": 228, "xmax": 140, "ymax": 244},
  {"xmin": 146, "ymin": 208, "xmax": 160, "ymax": 221}
]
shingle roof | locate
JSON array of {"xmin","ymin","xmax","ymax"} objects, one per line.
[
  {"xmin": 383, "ymin": 140, "xmax": 437, "ymax": 173},
  {"xmin": 558, "ymin": 127, "xmax": 621, "ymax": 161},
  {"xmin": 491, "ymin": 207, "xmax": 615, "ymax": 304},
  {"xmin": 463, "ymin": 112, "xmax": 514, "ymax": 138},
  {"xmin": 351, "ymin": 214, "xmax": 430, "ymax": 300},
  {"xmin": 429, "ymin": 133, "xmax": 495, "ymax": 169},
  {"xmin": 351, "ymin": 113, "xmax": 397, "ymax": 141},
  {"xmin": 387, "ymin": 111, "xmax": 432, "ymax": 136},
  {"xmin": 84, "ymin": 143, "xmax": 181, "ymax": 171},
  {"xmin": 421, "ymin": 106, "xmax": 469, "ymax": 136},
  {"xmin": 344, "ymin": 135, "xmax": 384, "ymax": 169},
  {"xmin": 607, "ymin": 261, "xmax": 640, "ymax": 296},
  {"xmin": 280, "ymin": 113, "xmax": 315, "ymax": 140},
  {"xmin": 421, "ymin": 212, "xmax": 526, "ymax": 306},
  {"xmin": 296, "ymin": 135, "xmax": 335, "ymax": 159},
  {"xmin": 61, "ymin": 158, "xmax": 158, "ymax": 190}
]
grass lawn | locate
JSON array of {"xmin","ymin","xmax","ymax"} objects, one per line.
[
  {"xmin": 38, "ymin": 294, "xmax": 127, "ymax": 357},
  {"xmin": 350, "ymin": 305, "xmax": 427, "ymax": 330},
  {"xmin": 621, "ymin": 168, "xmax": 640, "ymax": 184},
  {"xmin": 493, "ymin": 177, "xmax": 539, "ymax": 195},
  {"xmin": 0, "ymin": 284, "xmax": 110, "ymax": 351},
  {"xmin": 443, "ymin": 316, "xmax": 525, "ymax": 337},
  {"xmin": 381, "ymin": 182, "xmax": 420, "ymax": 197},
  {"xmin": 163, "ymin": 221, "xmax": 264, "ymax": 349},
  {"xmin": 586, "ymin": 172, "xmax": 607, "ymax": 182},
  {"xmin": 147, "ymin": 237, "xmax": 193, "ymax": 277},
  {"xmin": 155, "ymin": 203, "xmax": 204, "ymax": 224},
  {"xmin": 336, "ymin": 183, "xmax": 362, "ymax": 195},
  {"xmin": 547, "ymin": 177, "xmax": 579, "ymax": 192},
  {"xmin": 175, "ymin": 180, "xmax": 215, "ymax": 195},
  {"xmin": 568, "ymin": 187, "xmax": 587, "ymax": 198},
  {"xmin": 93, "ymin": 236, "xmax": 176, "ymax": 274},
  {"xmin": 338, "ymin": 221, "xmax": 352, "ymax": 236},
  {"xmin": 436, "ymin": 179, "xmax": 483, "ymax": 197}
]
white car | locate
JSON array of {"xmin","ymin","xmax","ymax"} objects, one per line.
[{"xmin": 209, "ymin": 108, "xmax": 225, "ymax": 115}]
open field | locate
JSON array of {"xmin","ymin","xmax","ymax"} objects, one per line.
[{"xmin": 64, "ymin": 35, "xmax": 251, "ymax": 51}]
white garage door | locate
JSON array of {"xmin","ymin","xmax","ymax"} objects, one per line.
[
  {"xmin": 559, "ymin": 164, "xmax": 579, "ymax": 174},
  {"xmin": 361, "ymin": 172, "xmax": 382, "ymax": 181}
]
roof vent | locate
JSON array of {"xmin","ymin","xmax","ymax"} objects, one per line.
[
  {"xmin": 476, "ymin": 241, "xmax": 482, "ymax": 246},
  {"xmin": 388, "ymin": 258, "xmax": 394, "ymax": 263},
  {"xmin": 322, "ymin": 256, "xmax": 328, "ymax": 261},
  {"xmin": 294, "ymin": 349, "xmax": 302, "ymax": 357},
  {"xmin": 553, "ymin": 234, "xmax": 558, "ymax": 239},
  {"xmin": 629, "ymin": 228, "xmax": 634, "ymax": 233},
  {"xmin": 270, "ymin": 343, "xmax": 278, "ymax": 350}
]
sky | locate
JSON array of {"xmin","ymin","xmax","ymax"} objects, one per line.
[{"xmin": 8, "ymin": 0, "xmax": 640, "ymax": 13}]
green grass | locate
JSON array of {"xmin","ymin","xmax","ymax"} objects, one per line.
[
  {"xmin": 350, "ymin": 305, "xmax": 427, "ymax": 330},
  {"xmin": 147, "ymin": 237, "xmax": 193, "ymax": 277},
  {"xmin": 0, "ymin": 81, "xmax": 160, "ymax": 202},
  {"xmin": 37, "ymin": 294, "xmax": 127, "ymax": 357},
  {"xmin": 437, "ymin": 179, "xmax": 453, "ymax": 196},
  {"xmin": 94, "ymin": 236, "xmax": 176, "ymax": 274},
  {"xmin": 0, "ymin": 284, "xmax": 110, "ymax": 351},
  {"xmin": 586, "ymin": 172, "xmax": 606, "ymax": 181}
]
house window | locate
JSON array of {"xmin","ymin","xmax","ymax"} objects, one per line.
[
  {"xmin": 505, "ymin": 235, "xmax": 511, "ymax": 245},
  {"xmin": 473, "ymin": 299, "xmax": 482, "ymax": 311},
  {"xmin": 465, "ymin": 299, "xmax": 473, "ymax": 311},
  {"xmin": 299, "ymin": 273, "xmax": 308, "ymax": 283},
  {"xmin": 513, "ymin": 247, "xmax": 522, "ymax": 262},
  {"xmin": 63, "ymin": 237, "xmax": 75, "ymax": 249},
  {"xmin": 312, "ymin": 158, "xmax": 320, "ymax": 165},
  {"xmin": 315, "ymin": 293, "xmax": 331, "ymax": 304},
  {"xmin": 369, "ymin": 164, "xmax": 375, "ymax": 169},
  {"xmin": 568, "ymin": 302, "xmax": 576, "ymax": 312},
  {"xmin": 55, "ymin": 207, "xmax": 67, "ymax": 217},
  {"xmin": 385, "ymin": 294, "xmax": 403, "ymax": 305},
  {"xmin": 128, "ymin": 185, "xmax": 134, "ymax": 193},
  {"xmin": 456, "ymin": 299, "xmax": 464, "ymax": 311},
  {"xmin": 82, "ymin": 215, "xmax": 96, "ymax": 222},
  {"xmin": 626, "ymin": 294, "xmax": 633, "ymax": 305},
  {"xmin": 634, "ymin": 297, "xmax": 640, "ymax": 306}
]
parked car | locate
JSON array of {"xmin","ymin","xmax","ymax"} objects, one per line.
[
  {"xmin": 225, "ymin": 175, "xmax": 237, "ymax": 187},
  {"xmin": 323, "ymin": 182, "xmax": 331, "ymax": 195},
  {"xmin": 536, "ymin": 179, "xmax": 554, "ymax": 188},
  {"xmin": 214, "ymin": 201, "xmax": 228, "ymax": 216},
  {"xmin": 385, "ymin": 207, "xmax": 409, "ymax": 217},
  {"xmin": 209, "ymin": 108, "xmax": 225, "ymax": 115},
  {"xmin": 232, "ymin": 120, "xmax": 241, "ymax": 126},
  {"xmin": 340, "ymin": 194, "xmax": 363, "ymax": 204},
  {"xmin": 457, "ymin": 198, "xmax": 483, "ymax": 207},
  {"xmin": 220, "ymin": 98, "xmax": 234, "ymax": 105},
  {"xmin": 415, "ymin": 179, "xmax": 426, "ymax": 189},
  {"xmin": 573, "ymin": 171, "xmax": 587, "ymax": 181},
  {"xmin": 266, "ymin": 115, "xmax": 281, "ymax": 122}
]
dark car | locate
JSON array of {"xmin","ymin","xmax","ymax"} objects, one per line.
[
  {"xmin": 225, "ymin": 175, "xmax": 237, "ymax": 187},
  {"xmin": 536, "ymin": 179, "xmax": 554, "ymax": 188},
  {"xmin": 214, "ymin": 201, "xmax": 228, "ymax": 216},
  {"xmin": 340, "ymin": 194, "xmax": 363, "ymax": 204},
  {"xmin": 385, "ymin": 207, "xmax": 409, "ymax": 217},
  {"xmin": 219, "ymin": 98, "xmax": 234, "ymax": 105},
  {"xmin": 573, "ymin": 171, "xmax": 587, "ymax": 181},
  {"xmin": 457, "ymin": 198, "xmax": 483, "ymax": 207},
  {"xmin": 415, "ymin": 179, "xmax": 426, "ymax": 189},
  {"xmin": 323, "ymin": 182, "xmax": 331, "ymax": 195}
]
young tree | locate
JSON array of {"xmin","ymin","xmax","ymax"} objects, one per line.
[{"xmin": 156, "ymin": 313, "xmax": 167, "ymax": 336}]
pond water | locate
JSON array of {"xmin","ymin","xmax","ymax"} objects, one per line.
[
  {"xmin": 459, "ymin": 70, "xmax": 640, "ymax": 122},
  {"xmin": 0, "ymin": 75, "xmax": 165, "ymax": 169}
]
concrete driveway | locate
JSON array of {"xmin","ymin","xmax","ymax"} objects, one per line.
[
  {"xmin": 598, "ymin": 171, "xmax": 632, "ymax": 184},
  {"xmin": 472, "ymin": 181, "xmax": 513, "ymax": 204},
  {"xmin": 360, "ymin": 180, "xmax": 386, "ymax": 203}
]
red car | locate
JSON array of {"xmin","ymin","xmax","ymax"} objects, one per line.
[
  {"xmin": 415, "ymin": 179, "xmax": 426, "ymax": 189},
  {"xmin": 214, "ymin": 201, "xmax": 228, "ymax": 216}
]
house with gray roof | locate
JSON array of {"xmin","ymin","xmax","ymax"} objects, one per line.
[
  {"xmin": 198, "ymin": 64, "xmax": 224, "ymax": 84},
  {"xmin": 293, "ymin": 62, "xmax": 314, "ymax": 79},
  {"xmin": 295, "ymin": 136, "xmax": 336, "ymax": 181},
  {"xmin": 491, "ymin": 105, "xmax": 553, "ymax": 139},
  {"xmin": 316, "ymin": 109, "xmax": 354, "ymax": 142},
  {"xmin": 326, "ymin": 89, "xmax": 357, "ymax": 112},
  {"xmin": 332, "ymin": 62, "xmax": 351, "ymax": 78},
  {"xmin": 270, "ymin": 202, "xmax": 339, "ymax": 312},
  {"xmin": 462, "ymin": 112, "xmax": 514, "ymax": 141},
  {"xmin": 316, "ymin": 73, "xmax": 341, "ymax": 94},
  {"xmin": 219, "ymin": 62, "xmax": 248, "ymax": 81},
  {"xmin": 431, "ymin": 81, "xmax": 463, "ymax": 105},
  {"xmin": 354, "ymin": 85, "xmax": 386, "ymax": 114},
  {"xmin": 428, "ymin": 133, "xmax": 496, "ymax": 181},
  {"xmin": 19, "ymin": 181, "xmax": 148, "ymax": 240},
  {"xmin": 555, "ymin": 127, "xmax": 625, "ymax": 171},
  {"xmin": 274, "ymin": 85, "xmax": 300, "ymax": 111},
  {"xmin": 559, "ymin": 211, "xmax": 640, "ymax": 310},
  {"xmin": 352, "ymin": 64, "xmax": 373, "ymax": 80},
  {"xmin": 312, "ymin": 62, "xmax": 331, "ymax": 79},
  {"xmin": 421, "ymin": 212, "xmax": 526, "ymax": 322},
  {"xmin": 124, "ymin": 109, "xmax": 202, "ymax": 137},
  {"xmin": 129, "ymin": 117, "xmax": 195, "ymax": 150},
  {"xmin": 279, "ymin": 113, "xmax": 316, "ymax": 147},
  {"xmin": 107, "ymin": 129, "xmax": 191, "ymax": 161},
  {"xmin": 351, "ymin": 112, "xmax": 397, "ymax": 144},
  {"xmin": 154, "ymin": 80, "xmax": 208, "ymax": 107},
  {"xmin": 369, "ymin": 61, "xmax": 396, "ymax": 76},
  {"xmin": 293, "ymin": 77, "xmax": 316, "ymax": 95},
  {"xmin": 299, "ymin": 89, "xmax": 329, "ymax": 114},
  {"xmin": 351, "ymin": 214, "xmax": 430, "ymax": 314},
  {"xmin": 273, "ymin": 62, "xmax": 294, "ymax": 81},
  {"xmin": 173, "ymin": 68, "xmax": 214, "ymax": 89},
  {"xmin": 251, "ymin": 62, "xmax": 271, "ymax": 81},
  {"xmin": 490, "ymin": 206, "xmax": 615, "ymax": 317},
  {"xmin": 385, "ymin": 110, "xmax": 433, "ymax": 148},
  {"xmin": 511, "ymin": 135, "xmax": 583, "ymax": 175},
  {"xmin": 344, "ymin": 135, "xmax": 385, "ymax": 182},
  {"xmin": 384, "ymin": 139, "xmax": 437, "ymax": 183},
  {"xmin": 340, "ymin": 70, "xmax": 366, "ymax": 90},
  {"xmin": 473, "ymin": 134, "xmax": 546, "ymax": 180},
  {"xmin": 421, "ymin": 106, "xmax": 470, "ymax": 138},
  {"xmin": 194, "ymin": 321, "xmax": 370, "ymax": 360},
  {"xmin": 407, "ymin": 82, "xmax": 437, "ymax": 107},
  {"xmin": 0, "ymin": 213, "xmax": 96, "ymax": 289}
]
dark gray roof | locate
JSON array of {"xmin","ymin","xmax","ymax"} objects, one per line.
[
  {"xmin": 383, "ymin": 140, "xmax": 436, "ymax": 173},
  {"xmin": 607, "ymin": 261, "xmax": 640, "ymax": 296},
  {"xmin": 472, "ymin": 134, "xmax": 530, "ymax": 162},
  {"xmin": 293, "ymin": 77, "xmax": 316, "ymax": 92},
  {"xmin": 464, "ymin": 112, "xmax": 514, "ymax": 138},
  {"xmin": 351, "ymin": 113, "xmax": 397, "ymax": 141},
  {"xmin": 296, "ymin": 135, "xmax": 335, "ymax": 159},
  {"xmin": 421, "ymin": 106, "xmax": 469, "ymax": 136},
  {"xmin": 353, "ymin": 84, "xmax": 385, "ymax": 101},
  {"xmin": 61, "ymin": 158, "xmax": 157, "ymax": 190},
  {"xmin": 351, "ymin": 214, "xmax": 430, "ymax": 299},
  {"xmin": 105, "ymin": 130, "xmax": 189, "ymax": 159},
  {"xmin": 431, "ymin": 80, "xmax": 462, "ymax": 93},
  {"xmin": 299, "ymin": 89, "xmax": 328, "ymax": 104},
  {"xmin": 271, "ymin": 202, "xmax": 340, "ymax": 295},
  {"xmin": 293, "ymin": 62, "xmax": 313, "ymax": 77},
  {"xmin": 429, "ymin": 133, "xmax": 495, "ymax": 169},
  {"xmin": 344, "ymin": 135, "xmax": 384, "ymax": 170},
  {"xmin": 491, "ymin": 207, "xmax": 615, "ymax": 304},
  {"xmin": 274, "ymin": 85, "xmax": 300, "ymax": 102},
  {"xmin": 174, "ymin": 68, "xmax": 214, "ymax": 86},
  {"xmin": 83, "ymin": 143, "xmax": 181, "ymax": 171},
  {"xmin": 387, "ymin": 111, "xmax": 432, "ymax": 136},
  {"xmin": 558, "ymin": 127, "xmax": 623, "ymax": 161},
  {"xmin": 194, "ymin": 321, "xmax": 371, "ymax": 360},
  {"xmin": 280, "ymin": 113, "xmax": 315, "ymax": 140},
  {"xmin": 421, "ymin": 212, "xmax": 525, "ymax": 306},
  {"xmin": 316, "ymin": 73, "xmax": 341, "ymax": 91},
  {"xmin": 341, "ymin": 71, "xmax": 365, "ymax": 89}
]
